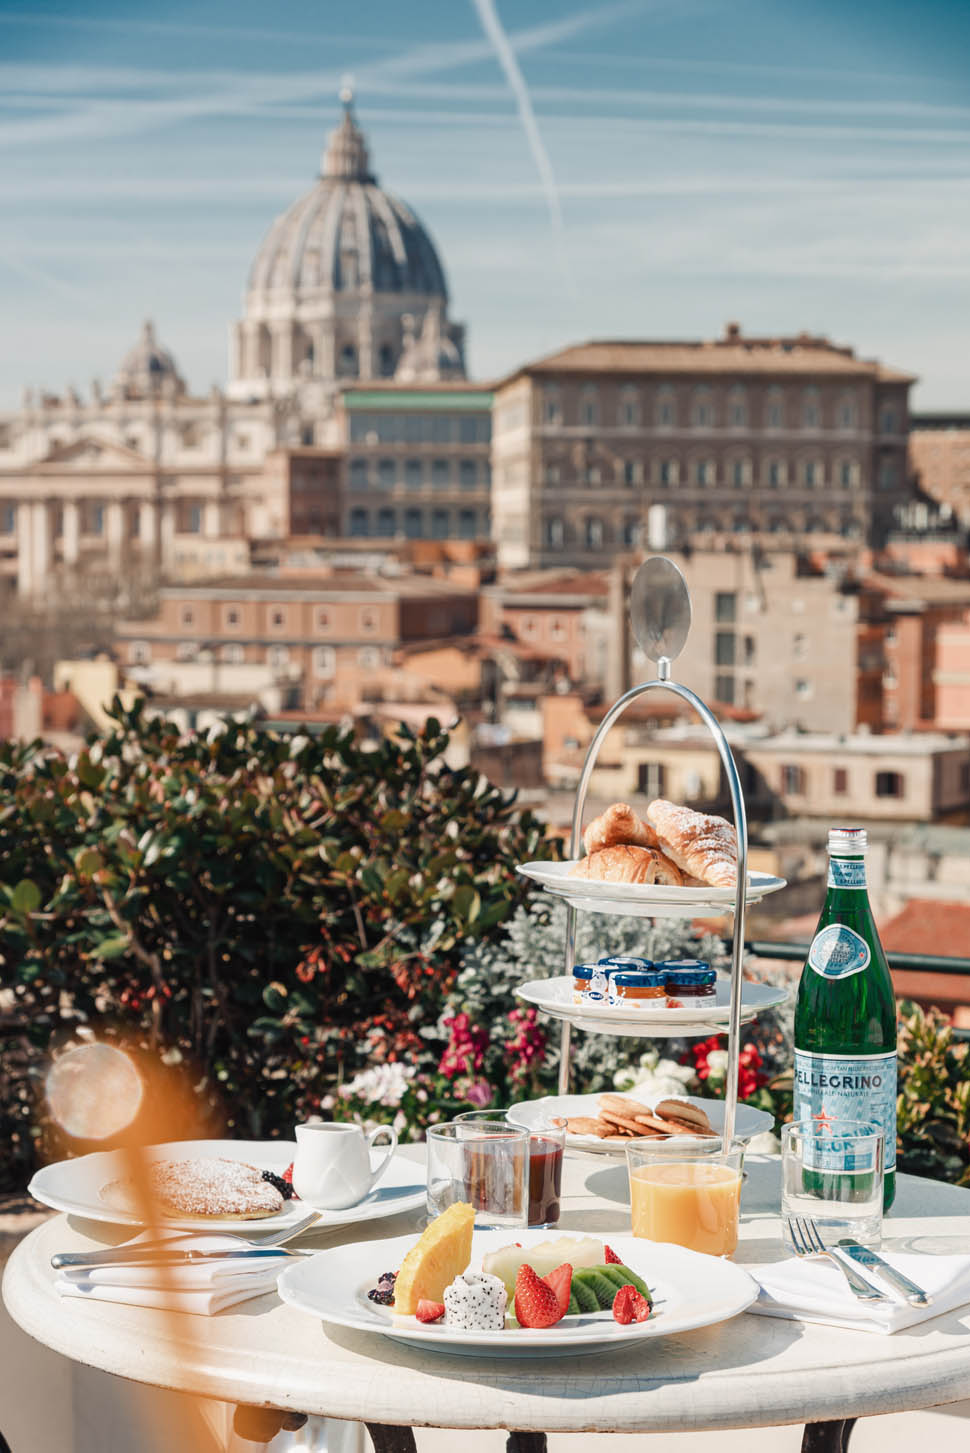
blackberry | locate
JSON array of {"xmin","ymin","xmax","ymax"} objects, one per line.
[
  {"xmin": 261, "ymin": 1169, "xmax": 296, "ymax": 1201},
  {"xmin": 367, "ymin": 1271, "xmax": 397, "ymax": 1307}
]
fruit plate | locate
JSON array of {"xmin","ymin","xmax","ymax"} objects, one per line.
[
  {"xmin": 506, "ymin": 1093, "xmax": 774, "ymax": 1156},
  {"xmin": 28, "ymin": 1139, "xmax": 425, "ymax": 1234},
  {"xmin": 516, "ymin": 862, "xmax": 786, "ymax": 920},
  {"xmin": 515, "ymin": 976, "xmax": 788, "ymax": 1039},
  {"xmin": 276, "ymin": 1227, "xmax": 758, "ymax": 1357}
]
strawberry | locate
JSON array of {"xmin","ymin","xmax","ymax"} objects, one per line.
[
  {"xmin": 604, "ymin": 1244, "xmax": 622, "ymax": 1264},
  {"xmin": 612, "ymin": 1284, "xmax": 652, "ymax": 1325},
  {"xmin": 514, "ymin": 1263, "xmax": 564, "ymax": 1329},
  {"xmin": 282, "ymin": 1163, "xmax": 294, "ymax": 1184},
  {"xmin": 541, "ymin": 1263, "xmax": 573, "ymax": 1320},
  {"xmin": 415, "ymin": 1300, "xmax": 445, "ymax": 1324}
]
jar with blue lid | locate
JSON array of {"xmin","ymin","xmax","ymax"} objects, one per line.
[
  {"xmin": 662, "ymin": 963, "xmax": 717, "ymax": 1002},
  {"xmin": 610, "ymin": 969, "xmax": 666, "ymax": 1006},
  {"xmin": 572, "ymin": 963, "xmax": 601, "ymax": 1003},
  {"xmin": 598, "ymin": 954, "xmax": 654, "ymax": 972}
]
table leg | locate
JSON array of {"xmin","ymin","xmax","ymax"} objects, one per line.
[
  {"xmin": 802, "ymin": 1419, "xmax": 856, "ymax": 1452},
  {"xmin": 506, "ymin": 1434, "xmax": 548, "ymax": 1453},
  {"xmin": 365, "ymin": 1424, "xmax": 418, "ymax": 1453},
  {"xmin": 232, "ymin": 1406, "xmax": 308, "ymax": 1442}
]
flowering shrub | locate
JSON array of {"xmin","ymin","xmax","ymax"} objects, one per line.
[
  {"xmin": 896, "ymin": 1000, "xmax": 970, "ymax": 1188},
  {"xmin": 0, "ymin": 702, "xmax": 556, "ymax": 1189}
]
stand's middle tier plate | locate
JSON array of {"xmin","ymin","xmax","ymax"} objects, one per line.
[
  {"xmin": 516, "ymin": 975, "xmax": 788, "ymax": 1038},
  {"xmin": 517, "ymin": 862, "xmax": 786, "ymax": 919}
]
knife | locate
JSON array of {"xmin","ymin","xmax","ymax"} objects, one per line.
[
  {"xmin": 837, "ymin": 1243, "xmax": 932, "ymax": 1306},
  {"xmin": 51, "ymin": 1247, "xmax": 293, "ymax": 1270}
]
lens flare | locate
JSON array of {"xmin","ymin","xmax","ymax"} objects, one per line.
[{"xmin": 45, "ymin": 1042, "xmax": 144, "ymax": 1140}]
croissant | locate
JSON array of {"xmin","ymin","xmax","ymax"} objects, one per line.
[
  {"xmin": 645, "ymin": 800, "xmax": 737, "ymax": 887},
  {"xmin": 568, "ymin": 845, "xmax": 684, "ymax": 887},
  {"xmin": 582, "ymin": 802, "xmax": 657, "ymax": 856}
]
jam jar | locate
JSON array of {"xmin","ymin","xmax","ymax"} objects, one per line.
[
  {"xmin": 662, "ymin": 963, "xmax": 717, "ymax": 1006},
  {"xmin": 572, "ymin": 963, "xmax": 598, "ymax": 1003},
  {"xmin": 598, "ymin": 955, "xmax": 654, "ymax": 972},
  {"xmin": 610, "ymin": 969, "xmax": 666, "ymax": 1007}
]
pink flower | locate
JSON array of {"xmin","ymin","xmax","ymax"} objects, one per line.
[
  {"xmin": 438, "ymin": 1013, "xmax": 489, "ymax": 1081},
  {"xmin": 505, "ymin": 1006, "xmax": 547, "ymax": 1087},
  {"xmin": 464, "ymin": 1079, "xmax": 493, "ymax": 1108}
]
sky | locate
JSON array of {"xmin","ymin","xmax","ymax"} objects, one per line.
[{"xmin": 2, "ymin": 0, "xmax": 969, "ymax": 410}]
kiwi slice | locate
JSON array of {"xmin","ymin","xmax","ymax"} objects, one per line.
[
  {"xmin": 567, "ymin": 1290, "xmax": 579, "ymax": 1315},
  {"xmin": 572, "ymin": 1268, "xmax": 620, "ymax": 1309},
  {"xmin": 600, "ymin": 1264, "xmax": 652, "ymax": 1300},
  {"xmin": 568, "ymin": 1276, "xmax": 600, "ymax": 1314}
]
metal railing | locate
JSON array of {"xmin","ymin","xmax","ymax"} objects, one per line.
[{"xmin": 741, "ymin": 940, "xmax": 970, "ymax": 1041}]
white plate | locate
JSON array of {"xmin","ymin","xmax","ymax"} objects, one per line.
[
  {"xmin": 277, "ymin": 1227, "xmax": 758, "ymax": 1356},
  {"xmin": 516, "ymin": 862, "xmax": 786, "ymax": 919},
  {"xmin": 515, "ymin": 976, "xmax": 788, "ymax": 1039},
  {"xmin": 28, "ymin": 1138, "xmax": 425, "ymax": 1233},
  {"xmin": 507, "ymin": 1093, "xmax": 774, "ymax": 1155}
]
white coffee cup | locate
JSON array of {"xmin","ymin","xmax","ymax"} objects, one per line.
[{"xmin": 292, "ymin": 1122, "xmax": 398, "ymax": 1211}]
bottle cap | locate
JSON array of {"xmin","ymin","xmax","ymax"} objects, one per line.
[
  {"xmin": 612, "ymin": 970, "xmax": 665, "ymax": 989},
  {"xmin": 656, "ymin": 958, "xmax": 709, "ymax": 972},
  {"xmin": 663, "ymin": 967, "xmax": 717, "ymax": 987},
  {"xmin": 828, "ymin": 827, "xmax": 867, "ymax": 854},
  {"xmin": 598, "ymin": 955, "xmax": 654, "ymax": 970},
  {"xmin": 572, "ymin": 963, "xmax": 597, "ymax": 981}
]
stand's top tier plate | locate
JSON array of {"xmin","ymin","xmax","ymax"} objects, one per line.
[
  {"xmin": 516, "ymin": 862, "xmax": 786, "ymax": 919},
  {"xmin": 630, "ymin": 555, "xmax": 692, "ymax": 665}
]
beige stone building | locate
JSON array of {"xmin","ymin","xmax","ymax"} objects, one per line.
[
  {"xmin": 115, "ymin": 572, "xmax": 478, "ymax": 712},
  {"xmin": 909, "ymin": 413, "xmax": 970, "ymax": 528},
  {"xmin": 491, "ymin": 324, "xmax": 914, "ymax": 570},
  {"xmin": 0, "ymin": 97, "xmax": 465, "ymax": 601}
]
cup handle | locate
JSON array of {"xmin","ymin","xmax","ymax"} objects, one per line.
[{"xmin": 366, "ymin": 1125, "xmax": 398, "ymax": 1191}]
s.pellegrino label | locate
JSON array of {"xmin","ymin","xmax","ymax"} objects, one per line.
[
  {"xmin": 792, "ymin": 827, "xmax": 898, "ymax": 1208},
  {"xmin": 793, "ymin": 1050, "xmax": 897, "ymax": 1171}
]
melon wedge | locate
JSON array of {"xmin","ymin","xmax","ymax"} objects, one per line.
[{"xmin": 393, "ymin": 1202, "xmax": 475, "ymax": 1315}]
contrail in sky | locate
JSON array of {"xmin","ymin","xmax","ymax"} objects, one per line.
[{"xmin": 470, "ymin": 0, "xmax": 577, "ymax": 294}]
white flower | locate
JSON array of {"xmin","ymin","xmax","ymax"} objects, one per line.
[
  {"xmin": 637, "ymin": 1049, "xmax": 659, "ymax": 1072},
  {"xmin": 340, "ymin": 1061, "xmax": 416, "ymax": 1109},
  {"xmin": 654, "ymin": 1058, "xmax": 694, "ymax": 1084},
  {"xmin": 705, "ymin": 1050, "xmax": 729, "ymax": 1075},
  {"xmin": 613, "ymin": 1068, "xmax": 638, "ymax": 1091},
  {"xmin": 630, "ymin": 1073, "xmax": 699, "ymax": 1101}
]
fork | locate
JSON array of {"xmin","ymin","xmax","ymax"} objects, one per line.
[
  {"xmin": 786, "ymin": 1217, "xmax": 890, "ymax": 1302},
  {"xmin": 52, "ymin": 1208, "xmax": 322, "ymax": 1271}
]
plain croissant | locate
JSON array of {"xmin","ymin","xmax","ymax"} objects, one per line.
[{"xmin": 568, "ymin": 845, "xmax": 684, "ymax": 887}]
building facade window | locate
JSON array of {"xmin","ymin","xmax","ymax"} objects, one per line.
[
  {"xmin": 794, "ymin": 678, "xmax": 813, "ymax": 699},
  {"xmin": 404, "ymin": 508, "xmax": 423, "ymax": 538},
  {"xmin": 655, "ymin": 389, "xmax": 676, "ymax": 428},
  {"xmin": 879, "ymin": 403, "xmax": 898, "ymax": 434},
  {"xmin": 622, "ymin": 459, "xmax": 643, "ymax": 486},
  {"xmin": 728, "ymin": 387, "xmax": 747, "ymax": 428},
  {"xmin": 377, "ymin": 458, "xmax": 396, "ymax": 489},
  {"xmin": 585, "ymin": 516, "xmax": 604, "ymax": 548},
  {"xmin": 546, "ymin": 516, "xmax": 564, "ymax": 547},
  {"xmin": 696, "ymin": 458, "xmax": 716, "ymax": 486},
  {"xmin": 765, "ymin": 388, "xmax": 784, "ymax": 430},
  {"xmin": 579, "ymin": 386, "xmax": 599, "ymax": 429},
  {"xmin": 180, "ymin": 606, "xmax": 194, "ymax": 627},
  {"xmin": 129, "ymin": 640, "xmax": 151, "ymax": 665},
  {"xmin": 715, "ymin": 591, "xmax": 736, "ymax": 624},
  {"xmin": 90, "ymin": 503, "xmax": 105, "ymax": 535},
  {"xmin": 715, "ymin": 630, "xmax": 736, "ymax": 666},
  {"xmin": 802, "ymin": 389, "xmax": 820, "ymax": 430},
  {"xmin": 804, "ymin": 458, "xmax": 823, "ymax": 488},
  {"xmin": 659, "ymin": 457, "xmax": 679, "ymax": 486},
  {"xmin": 619, "ymin": 387, "xmax": 639, "ymax": 427},
  {"xmin": 0, "ymin": 504, "xmax": 15, "ymax": 533},
  {"xmin": 714, "ymin": 674, "xmax": 735, "ymax": 705},
  {"xmin": 349, "ymin": 459, "xmax": 368, "ymax": 490},
  {"xmin": 404, "ymin": 459, "xmax": 422, "ymax": 490},
  {"xmin": 877, "ymin": 457, "xmax": 899, "ymax": 491},
  {"xmin": 839, "ymin": 458, "xmax": 860, "ymax": 488},
  {"xmin": 223, "ymin": 606, "xmax": 241, "ymax": 630},
  {"xmin": 782, "ymin": 764, "xmax": 806, "ymax": 794},
  {"xmin": 459, "ymin": 458, "xmax": 477, "ymax": 489},
  {"xmin": 359, "ymin": 608, "xmax": 378, "ymax": 633},
  {"xmin": 543, "ymin": 385, "xmax": 562, "ymax": 426},
  {"xmin": 349, "ymin": 507, "xmax": 368, "ymax": 536},
  {"xmin": 692, "ymin": 387, "xmax": 714, "ymax": 428},
  {"xmin": 622, "ymin": 517, "xmax": 639, "ymax": 546},
  {"xmin": 431, "ymin": 459, "xmax": 449, "ymax": 489},
  {"xmin": 220, "ymin": 643, "xmax": 244, "ymax": 664},
  {"xmin": 315, "ymin": 608, "xmax": 331, "ymax": 631},
  {"xmin": 377, "ymin": 507, "xmax": 395, "ymax": 536},
  {"xmin": 458, "ymin": 508, "xmax": 477, "ymax": 538},
  {"xmin": 358, "ymin": 646, "xmax": 381, "ymax": 670},
  {"xmin": 875, "ymin": 770, "xmax": 904, "ymax": 798},
  {"xmin": 431, "ymin": 507, "xmax": 449, "ymax": 538},
  {"xmin": 767, "ymin": 458, "xmax": 787, "ymax": 488},
  {"xmin": 268, "ymin": 645, "xmax": 290, "ymax": 671},
  {"xmin": 313, "ymin": 645, "xmax": 336, "ymax": 677},
  {"xmin": 837, "ymin": 393, "xmax": 858, "ymax": 430},
  {"xmin": 545, "ymin": 462, "xmax": 561, "ymax": 486},
  {"xmin": 731, "ymin": 458, "xmax": 751, "ymax": 488},
  {"xmin": 833, "ymin": 766, "xmax": 848, "ymax": 794}
]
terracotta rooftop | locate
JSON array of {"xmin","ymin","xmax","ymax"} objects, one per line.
[
  {"xmin": 491, "ymin": 570, "xmax": 609, "ymax": 599},
  {"xmin": 503, "ymin": 333, "xmax": 915, "ymax": 385},
  {"xmin": 879, "ymin": 898, "xmax": 970, "ymax": 957},
  {"xmin": 156, "ymin": 573, "xmax": 474, "ymax": 599}
]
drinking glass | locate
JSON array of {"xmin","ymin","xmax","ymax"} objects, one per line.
[
  {"xmin": 781, "ymin": 1118, "xmax": 884, "ymax": 1247},
  {"xmin": 426, "ymin": 1120, "xmax": 529, "ymax": 1229},
  {"xmin": 626, "ymin": 1136, "xmax": 744, "ymax": 1257},
  {"xmin": 454, "ymin": 1110, "xmax": 565, "ymax": 1227}
]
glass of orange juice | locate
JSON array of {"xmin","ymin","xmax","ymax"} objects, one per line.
[{"xmin": 626, "ymin": 1137, "xmax": 744, "ymax": 1257}]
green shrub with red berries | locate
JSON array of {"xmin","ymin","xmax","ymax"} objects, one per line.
[{"xmin": 0, "ymin": 699, "xmax": 557, "ymax": 1190}]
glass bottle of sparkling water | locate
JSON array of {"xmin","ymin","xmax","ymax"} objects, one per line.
[{"xmin": 793, "ymin": 827, "xmax": 897, "ymax": 1211}]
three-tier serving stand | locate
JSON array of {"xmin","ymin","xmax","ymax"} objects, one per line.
[{"xmin": 517, "ymin": 557, "xmax": 786, "ymax": 1148}]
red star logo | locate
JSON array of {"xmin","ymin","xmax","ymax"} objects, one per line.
[{"xmin": 812, "ymin": 1107, "xmax": 835, "ymax": 1134}]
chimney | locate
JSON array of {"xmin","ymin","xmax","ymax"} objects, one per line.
[
  {"xmin": 605, "ymin": 562, "xmax": 631, "ymax": 701},
  {"xmin": 647, "ymin": 504, "xmax": 668, "ymax": 552}
]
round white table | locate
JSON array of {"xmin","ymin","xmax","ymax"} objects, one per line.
[{"xmin": 5, "ymin": 1148, "xmax": 970, "ymax": 1453}]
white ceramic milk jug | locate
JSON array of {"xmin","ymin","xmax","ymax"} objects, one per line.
[{"xmin": 292, "ymin": 1122, "xmax": 398, "ymax": 1211}]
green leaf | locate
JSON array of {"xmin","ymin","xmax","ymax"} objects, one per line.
[
  {"xmin": 10, "ymin": 880, "xmax": 42, "ymax": 915},
  {"xmin": 94, "ymin": 935, "xmax": 131, "ymax": 960},
  {"xmin": 452, "ymin": 885, "xmax": 481, "ymax": 924}
]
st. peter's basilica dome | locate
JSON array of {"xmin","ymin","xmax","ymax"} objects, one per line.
[
  {"xmin": 114, "ymin": 320, "xmax": 186, "ymax": 399},
  {"xmin": 228, "ymin": 94, "xmax": 466, "ymax": 401}
]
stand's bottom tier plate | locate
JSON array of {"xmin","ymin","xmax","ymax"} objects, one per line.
[{"xmin": 515, "ymin": 976, "xmax": 788, "ymax": 1038}]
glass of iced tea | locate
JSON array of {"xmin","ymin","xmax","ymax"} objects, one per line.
[
  {"xmin": 455, "ymin": 1110, "xmax": 565, "ymax": 1227},
  {"xmin": 626, "ymin": 1136, "xmax": 744, "ymax": 1257}
]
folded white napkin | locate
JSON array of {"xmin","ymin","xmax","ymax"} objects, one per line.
[
  {"xmin": 749, "ymin": 1251, "xmax": 970, "ymax": 1334},
  {"xmin": 55, "ymin": 1233, "xmax": 288, "ymax": 1316}
]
